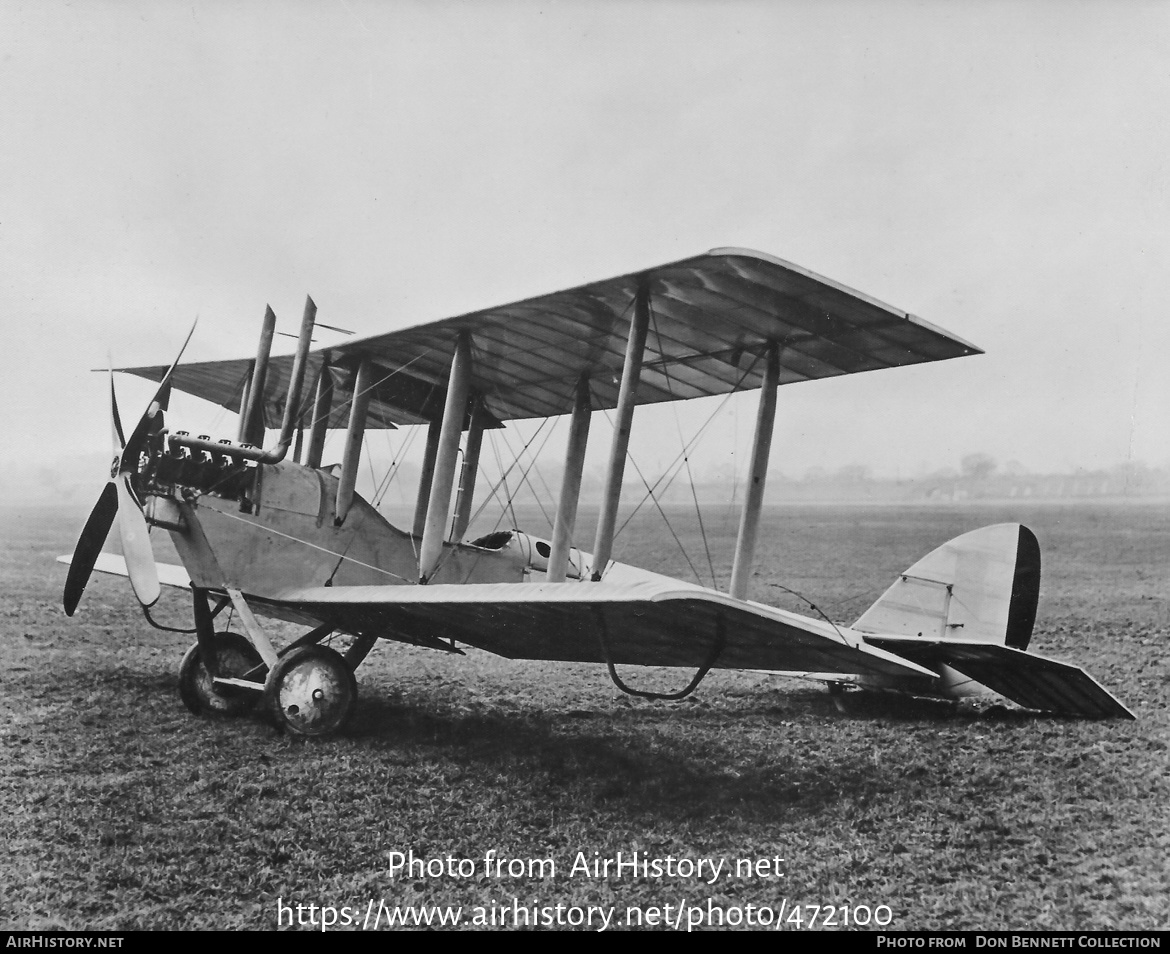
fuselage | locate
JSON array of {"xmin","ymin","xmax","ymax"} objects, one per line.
[{"xmin": 140, "ymin": 453, "xmax": 994, "ymax": 704}]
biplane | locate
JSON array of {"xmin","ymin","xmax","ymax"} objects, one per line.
[{"xmin": 60, "ymin": 248, "xmax": 1134, "ymax": 735}]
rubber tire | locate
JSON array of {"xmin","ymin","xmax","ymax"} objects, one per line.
[
  {"xmin": 264, "ymin": 644, "xmax": 357, "ymax": 737},
  {"xmin": 178, "ymin": 631, "xmax": 264, "ymax": 717}
]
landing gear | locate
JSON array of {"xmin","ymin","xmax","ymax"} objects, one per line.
[
  {"xmin": 178, "ymin": 631, "xmax": 264, "ymax": 717},
  {"xmin": 263, "ymin": 644, "xmax": 357, "ymax": 737},
  {"xmin": 183, "ymin": 587, "xmax": 363, "ymax": 736}
]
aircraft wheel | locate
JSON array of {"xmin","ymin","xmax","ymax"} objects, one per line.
[
  {"xmin": 179, "ymin": 631, "xmax": 264, "ymax": 717},
  {"xmin": 264, "ymin": 644, "xmax": 357, "ymax": 737}
]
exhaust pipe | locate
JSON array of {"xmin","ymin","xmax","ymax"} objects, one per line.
[
  {"xmin": 239, "ymin": 306, "xmax": 276, "ymax": 444},
  {"xmin": 174, "ymin": 296, "xmax": 316, "ymax": 465}
]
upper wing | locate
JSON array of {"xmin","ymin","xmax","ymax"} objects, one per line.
[
  {"xmin": 119, "ymin": 248, "xmax": 980, "ymax": 429},
  {"xmin": 254, "ymin": 579, "xmax": 938, "ymax": 680}
]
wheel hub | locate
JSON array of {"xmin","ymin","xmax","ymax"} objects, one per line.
[{"xmin": 264, "ymin": 645, "xmax": 356, "ymax": 736}]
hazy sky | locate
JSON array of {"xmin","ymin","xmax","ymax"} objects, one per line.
[{"xmin": 4, "ymin": 0, "xmax": 1168, "ymax": 491}]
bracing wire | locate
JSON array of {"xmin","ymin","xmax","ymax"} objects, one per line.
[
  {"xmin": 600, "ymin": 409, "xmax": 704, "ymax": 585},
  {"xmin": 295, "ymin": 347, "xmax": 438, "ymax": 444},
  {"xmin": 373, "ymin": 422, "xmax": 420, "ymax": 508},
  {"xmin": 507, "ymin": 421, "xmax": 561, "ymax": 530},
  {"xmin": 429, "ymin": 418, "xmax": 560, "ymax": 583},
  {"xmin": 368, "ymin": 399, "xmax": 422, "ymax": 508},
  {"xmin": 766, "ymin": 580, "xmax": 849, "ymax": 643},
  {"xmin": 649, "ymin": 303, "xmax": 717, "ymax": 588},
  {"xmin": 491, "ymin": 421, "xmax": 557, "ymax": 531},
  {"xmin": 193, "ymin": 350, "xmax": 440, "ymax": 507},
  {"xmin": 613, "ymin": 352, "xmax": 762, "ymax": 541},
  {"xmin": 471, "ymin": 417, "xmax": 555, "ymax": 532},
  {"xmin": 365, "ymin": 437, "xmax": 379, "ymax": 502},
  {"xmin": 511, "ymin": 425, "xmax": 561, "ymax": 528},
  {"xmin": 205, "ymin": 502, "xmax": 413, "ymax": 583},
  {"xmin": 489, "ymin": 434, "xmax": 519, "ymax": 531}
]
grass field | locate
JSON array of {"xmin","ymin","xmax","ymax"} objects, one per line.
[{"xmin": 2, "ymin": 502, "xmax": 1167, "ymax": 931}]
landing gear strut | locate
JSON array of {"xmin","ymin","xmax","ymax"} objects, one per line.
[{"xmin": 178, "ymin": 631, "xmax": 263, "ymax": 717}]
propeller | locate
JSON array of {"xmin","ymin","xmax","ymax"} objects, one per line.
[{"xmin": 63, "ymin": 323, "xmax": 196, "ymax": 616}]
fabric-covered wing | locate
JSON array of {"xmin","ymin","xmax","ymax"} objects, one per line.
[
  {"xmin": 258, "ymin": 580, "xmax": 938, "ymax": 680},
  {"xmin": 864, "ymin": 637, "xmax": 1134, "ymax": 719},
  {"xmin": 119, "ymin": 248, "xmax": 980, "ymax": 429}
]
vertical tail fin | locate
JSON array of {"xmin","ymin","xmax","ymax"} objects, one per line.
[{"xmin": 853, "ymin": 524, "xmax": 1040, "ymax": 649}]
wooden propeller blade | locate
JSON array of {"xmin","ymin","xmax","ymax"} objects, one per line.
[
  {"xmin": 63, "ymin": 481, "xmax": 119, "ymax": 616},
  {"xmin": 120, "ymin": 320, "xmax": 197, "ymax": 472},
  {"xmin": 109, "ymin": 369, "xmax": 125, "ymax": 450},
  {"xmin": 115, "ymin": 475, "xmax": 160, "ymax": 608}
]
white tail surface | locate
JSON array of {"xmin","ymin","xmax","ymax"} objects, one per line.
[{"xmin": 852, "ymin": 524, "xmax": 1040, "ymax": 649}]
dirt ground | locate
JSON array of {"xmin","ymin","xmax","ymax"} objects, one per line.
[{"xmin": 2, "ymin": 502, "xmax": 1167, "ymax": 930}]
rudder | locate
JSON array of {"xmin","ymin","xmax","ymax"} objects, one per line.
[{"xmin": 853, "ymin": 524, "xmax": 1040, "ymax": 649}]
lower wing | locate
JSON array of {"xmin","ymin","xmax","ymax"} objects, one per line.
[{"xmin": 259, "ymin": 579, "xmax": 936, "ymax": 681}]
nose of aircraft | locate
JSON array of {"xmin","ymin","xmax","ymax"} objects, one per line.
[{"xmin": 62, "ymin": 323, "xmax": 197, "ymax": 615}]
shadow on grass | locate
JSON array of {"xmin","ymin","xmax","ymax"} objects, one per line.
[
  {"xmin": 825, "ymin": 688, "xmax": 1050, "ymax": 724},
  {"xmin": 333, "ymin": 688, "xmax": 967, "ymax": 824},
  {"xmin": 7, "ymin": 648, "xmax": 1059, "ymax": 833}
]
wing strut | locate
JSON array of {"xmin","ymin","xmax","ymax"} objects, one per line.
[
  {"xmin": 419, "ymin": 332, "xmax": 472, "ymax": 582},
  {"xmin": 239, "ymin": 305, "xmax": 276, "ymax": 445},
  {"xmin": 226, "ymin": 587, "xmax": 280, "ymax": 669},
  {"xmin": 729, "ymin": 341, "xmax": 781, "ymax": 600},
  {"xmin": 451, "ymin": 400, "xmax": 486, "ymax": 542},
  {"xmin": 547, "ymin": 375, "xmax": 593, "ymax": 582},
  {"xmin": 335, "ymin": 356, "xmax": 373, "ymax": 523},
  {"xmin": 591, "ymin": 280, "xmax": 651, "ymax": 580},
  {"xmin": 305, "ymin": 359, "xmax": 334, "ymax": 469},
  {"xmin": 412, "ymin": 422, "xmax": 442, "ymax": 538}
]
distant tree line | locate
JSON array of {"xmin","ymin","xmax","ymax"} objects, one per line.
[{"xmin": 763, "ymin": 455, "xmax": 1170, "ymax": 502}]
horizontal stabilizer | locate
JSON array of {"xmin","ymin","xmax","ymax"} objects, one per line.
[{"xmin": 864, "ymin": 636, "xmax": 1134, "ymax": 719}]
